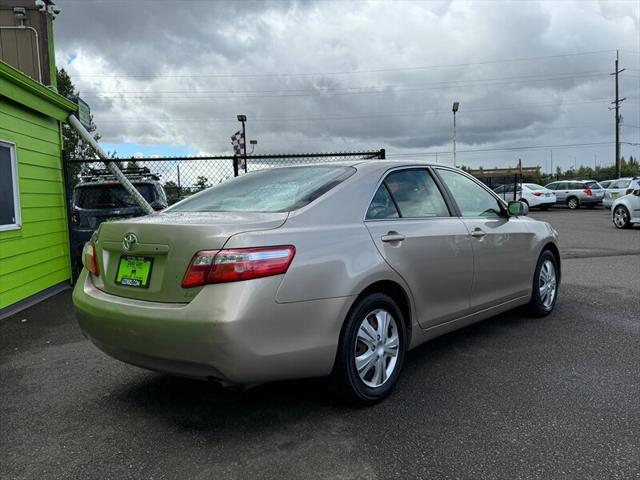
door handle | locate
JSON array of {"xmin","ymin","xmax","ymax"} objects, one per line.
[
  {"xmin": 381, "ymin": 233, "xmax": 405, "ymax": 243},
  {"xmin": 470, "ymin": 229, "xmax": 486, "ymax": 238}
]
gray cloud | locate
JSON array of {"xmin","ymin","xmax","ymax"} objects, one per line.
[{"xmin": 54, "ymin": 0, "xmax": 639, "ymax": 169}]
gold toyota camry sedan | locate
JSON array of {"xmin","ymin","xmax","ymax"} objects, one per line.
[{"xmin": 73, "ymin": 161, "xmax": 560, "ymax": 403}]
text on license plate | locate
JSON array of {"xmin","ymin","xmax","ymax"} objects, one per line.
[{"xmin": 115, "ymin": 256, "xmax": 153, "ymax": 288}]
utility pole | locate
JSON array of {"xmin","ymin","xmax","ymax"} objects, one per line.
[
  {"xmin": 610, "ymin": 50, "xmax": 626, "ymax": 178},
  {"xmin": 550, "ymin": 150, "xmax": 553, "ymax": 179},
  {"xmin": 452, "ymin": 101, "xmax": 459, "ymax": 168}
]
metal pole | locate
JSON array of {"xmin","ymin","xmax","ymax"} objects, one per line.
[
  {"xmin": 241, "ymin": 120, "xmax": 247, "ymax": 173},
  {"xmin": 68, "ymin": 114, "xmax": 154, "ymax": 215},
  {"xmin": 453, "ymin": 111, "xmax": 457, "ymax": 168}
]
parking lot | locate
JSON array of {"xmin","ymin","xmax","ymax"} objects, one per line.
[{"xmin": 1, "ymin": 207, "xmax": 638, "ymax": 480}]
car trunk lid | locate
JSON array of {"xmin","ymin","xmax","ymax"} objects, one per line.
[{"xmin": 91, "ymin": 211, "xmax": 288, "ymax": 303}]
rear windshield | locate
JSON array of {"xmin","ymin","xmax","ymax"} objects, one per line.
[
  {"xmin": 74, "ymin": 183, "xmax": 157, "ymax": 209},
  {"xmin": 585, "ymin": 181, "xmax": 601, "ymax": 189},
  {"xmin": 168, "ymin": 166, "xmax": 355, "ymax": 213},
  {"xmin": 524, "ymin": 183, "xmax": 544, "ymax": 190}
]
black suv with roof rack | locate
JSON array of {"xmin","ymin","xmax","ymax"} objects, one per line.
[{"xmin": 70, "ymin": 167, "xmax": 167, "ymax": 267}]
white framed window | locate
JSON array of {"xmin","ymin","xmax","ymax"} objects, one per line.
[{"xmin": 0, "ymin": 140, "xmax": 21, "ymax": 231}]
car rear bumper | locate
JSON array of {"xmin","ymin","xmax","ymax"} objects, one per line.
[
  {"xmin": 73, "ymin": 270, "xmax": 353, "ymax": 384},
  {"xmin": 529, "ymin": 197, "xmax": 556, "ymax": 207}
]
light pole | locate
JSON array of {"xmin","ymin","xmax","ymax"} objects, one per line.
[
  {"xmin": 249, "ymin": 139, "xmax": 257, "ymax": 155},
  {"xmin": 452, "ymin": 101, "xmax": 460, "ymax": 168},
  {"xmin": 237, "ymin": 114, "xmax": 247, "ymax": 173}
]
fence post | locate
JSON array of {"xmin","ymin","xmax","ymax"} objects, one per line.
[
  {"xmin": 61, "ymin": 150, "xmax": 80, "ymax": 282},
  {"xmin": 233, "ymin": 156, "xmax": 239, "ymax": 177}
]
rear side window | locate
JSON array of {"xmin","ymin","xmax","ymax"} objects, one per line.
[
  {"xmin": 612, "ymin": 179, "xmax": 630, "ymax": 189},
  {"xmin": 74, "ymin": 183, "xmax": 157, "ymax": 209},
  {"xmin": 366, "ymin": 184, "xmax": 399, "ymax": 219},
  {"xmin": 571, "ymin": 182, "xmax": 584, "ymax": 190},
  {"xmin": 372, "ymin": 169, "xmax": 449, "ymax": 218},
  {"xmin": 169, "ymin": 166, "xmax": 354, "ymax": 213}
]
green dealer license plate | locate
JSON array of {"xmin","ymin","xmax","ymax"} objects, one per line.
[{"xmin": 115, "ymin": 256, "xmax": 153, "ymax": 288}]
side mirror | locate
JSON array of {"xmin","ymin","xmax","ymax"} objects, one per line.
[{"xmin": 508, "ymin": 201, "xmax": 529, "ymax": 217}]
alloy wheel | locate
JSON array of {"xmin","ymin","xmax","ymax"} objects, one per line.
[
  {"xmin": 613, "ymin": 207, "xmax": 628, "ymax": 228},
  {"xmin": 567, "ymin": 198, "xmax": 578, "ymax": 209},
  {"xmin": 538, "ymin": 259, "xmax": 557, "ymax": 310},
  {"xmin": 354, "ymin": 309, "xmax": 399, "ymax": 388}
]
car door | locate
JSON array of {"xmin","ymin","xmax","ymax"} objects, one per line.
[
  {"xmin": 365, "ymin": 168, "xmax": 474, "ymax": 328},
  {"xmin": 554, "ymin": 182, "xmax": 569, "ymax": 203},
  {"xmin": 435, "ymin": 168, "xmax": 536, "ymax": 311}
]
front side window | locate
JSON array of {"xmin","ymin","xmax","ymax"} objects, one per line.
[
  {"xmin": 169, "ymin": 166, "xmax": 354, "ymax": 213},
  {"xmin": 372, "ymin": 169, "xmax": 449, "ymax": 219},
  {"xmin": 437, "ymin": 169, "xmax": 502, "ymax": 218},
  {"xmin": 0, "ymin": 141, "xmax": 21, "ymax": 231}
]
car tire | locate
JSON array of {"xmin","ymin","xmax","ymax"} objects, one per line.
[
  {"xmin": 331, "ymin": 293, "xmax": 407, "ymax": 404},
  {"xmin": 526, "ymin": 250, "xmax": 559, "ymax": 317},
  {"xmin": 613, "ymin": 205, "xmax": 631, "ymax": 229},
  {"xmin": 567, "ymin": 197, "xmax": 579, "ymax": 209}
]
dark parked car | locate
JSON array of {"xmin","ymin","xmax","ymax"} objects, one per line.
[{"xmin": 70, "ymin": 168, "xmax": 167, "ymax": 268}]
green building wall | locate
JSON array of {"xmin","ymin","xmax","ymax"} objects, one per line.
[{"xmin": 0, "ymin": 61, "xmax": 76, "ymax": 311}]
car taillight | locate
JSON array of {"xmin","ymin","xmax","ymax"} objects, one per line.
[
  {"xmin": 583, "ymin": 189, "xmax": 592, "ymax": 196},
  {"xmin": 71, "ymin": 212, "xmax": 80, "ymax": 225},
  {"xmin": 182, "ymin": 246, "xmax": 296, "ymax": 288},
  {"xmin": 532, "ymin": 192, "xmax": 542, "ymax": 196},
  {"xmin": 625, "ymin": 188, "xmax": 634, "ymax": 195},
  {"xmin": 81, "ymin": 241, "xmax": 99, "ymax": 276}
]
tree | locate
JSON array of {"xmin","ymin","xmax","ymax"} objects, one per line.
[
  {"xmin": 163, "ymin": 181, "xmax": 185, "ymax": 205},
  {"xmin": 57, "ymin": 68, "xmax": 110, "ymax": 183},
  {"xmin": 194, "ymin": 176, "xmax": 209, "ymax": 192}
]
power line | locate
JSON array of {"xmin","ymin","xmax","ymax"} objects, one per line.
[
  {"xmin": 78, "ymin": 72, "xmax": 610, "ymax": 100},
  {"xmin": 93, "ymin": 99, "xmax": 611, "ymax": 124},
  {"xmin": 71, "ymin": 49, "xmax": 616, "ymax": 79},
  {"xmin": 385, "ymin": 141, "xmax": 615, "ymax": 158},
  {"xmin": 79, "ymin": 70, "xmax": 609, "ymax": 96}
]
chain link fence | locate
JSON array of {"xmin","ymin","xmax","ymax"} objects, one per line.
[{"xmin": 63, "ymin": 149, "xmax": 385, "ymax": 279}]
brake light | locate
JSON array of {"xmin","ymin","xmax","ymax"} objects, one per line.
[
  {"xmin": 625, "ymin": 188, "xmax": 634, "ymax": 195},
  {"xmin": 532, "ymin": 192, "xmax": 542, "ymax": 196},
  {"xmin": 81, "ymin": 241, "xmax": 99, "ymax": 276},
  {"xmin": 182, "ymin": 246, "xmax": 296, "ymax": 288},
  {"xmin": 583, "ymin": 189, "xmax": 592, "ymax": 196}
]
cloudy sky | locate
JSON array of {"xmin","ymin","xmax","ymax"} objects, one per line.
[{"xmin": 54, "ymin": 0, "xmax": 639, "ymax": 171}]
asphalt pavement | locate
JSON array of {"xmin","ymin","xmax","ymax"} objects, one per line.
[{"xmin": 1, "ymin": 207, "xmax": 638, "ymax": 480}]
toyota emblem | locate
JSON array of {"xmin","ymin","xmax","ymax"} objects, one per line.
[{"xmin": 122, "ymin": 232, "xmax": 138, "ymax": 252}]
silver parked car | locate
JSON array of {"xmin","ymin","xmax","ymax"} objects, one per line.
[
  {"xmin": 612, "ymin": 179, "xmax": 640, "ymax": 229},
  {"xmin": 73, "ymin": 162, "xmax": 561, "ymax": 403},
  {"xmin": 544, "ymin": 180, "xmax": 604, "ymax": 209},
  {"xmin": 603, "ymin": 178, "xmax": 635, "ymax": 208}
]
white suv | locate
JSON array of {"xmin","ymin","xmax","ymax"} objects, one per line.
[{"xmin": 611, "ymin": 178, "xmax": 640, "ymax": 229}]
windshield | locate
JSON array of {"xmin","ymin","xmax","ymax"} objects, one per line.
[
  {"xmin": 168, "ymin": 166, "xmax": 355, "ymax": 213},
  {"xmin": 74, "ymin": 183, "xmax": 157, "ymax": 209},
  {"xmin": 524, "ymin": 183, "xmax": 544, "ymax": 190}
]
